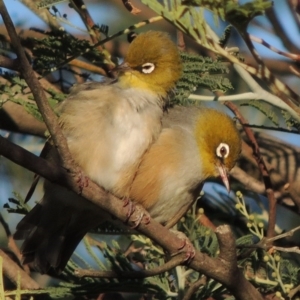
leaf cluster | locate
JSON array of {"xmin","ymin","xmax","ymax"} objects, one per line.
[
  {"xmin": 182, "ymin": 0, "xmax": 272, "ymax": 28},
  {"xmin": 3, "ymin": 192, "xmax": 31, "ymax": 215},
  {"xmin": 5, "ymin": 187, "xmax": 300, "ymax": 299},
  {"xmin": 23, "ymin": 30, "xmax": 105, "ymax": 74},
  {"xmin": 173, "ymin": 52, "xmax": 233, "ymax": 105},
  {"xmin": 0, "ymin": 73, "xmax": 65, "ymax": 122}
]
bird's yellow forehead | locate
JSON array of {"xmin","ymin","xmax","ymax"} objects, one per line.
[
  {"xmin": 194, "ymin": 108, "xmax": 241, "ymax": 172},
  {"xmin": 121, "ymin": 31, "xmax": 182, "ymax": 96},
  {"xmin": 125, "ymin": 31, "xmax": 180, "ymax": 66}
]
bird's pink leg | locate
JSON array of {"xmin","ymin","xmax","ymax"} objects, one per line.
[
  {"xmin": 170, "ymin": 230, "xmax": 196, "ymax": 263},
  {"xmin": 123, "ymin": 198, "xmax": 150, "ymax": 228}
]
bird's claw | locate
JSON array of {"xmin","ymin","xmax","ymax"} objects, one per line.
[
  {"xmin": 170, "ymin": 230, "xmax": 195, "ymax": 263},
  {"xmin": 130, "ymin": 205, "xmax": 151, "ymax": 228},
  {"xmin": 122, "ymin": 200, "xmax": 150, "ymax": 228},
  {"xmin": 122, "ymin": 197, "xmax": 136, "ymax": 222},
  {"xmin": 76, "ymin": 170, "xmax": 89, "ymax": 193}
]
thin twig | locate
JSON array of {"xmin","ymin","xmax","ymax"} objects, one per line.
[
  {"xmin": 204, "ymin": 25, "xmax": 300, "ymax": 117},
  {"xmin": 272, "ymin": 246, "xmax": 300, "ymax": 254},
  {"xmin": 177, "ymin": 29, "xmax": 186, "ymax": 51},
  {"xmin": 71, "ymin": 0, "xmax": 102, "ymax": 45},
  {"xmin": 290, "ymin": 65, "xmax": 300, "ymax": 77},
  {"xmin": 0, "ymin": 249, "xmax": 39, "ymax": 289},
  {"xmin": 241, "ymin": 30, "xmax": 300, "ymax": 105},
  {"xmin": 69, "ymin": 59, "xmax": 107, "ymax": 76},
  {"xmin": 0, "ymin": 213, "xmax": 30, "ymax": 274},
  {"xmin": 224, "ymin": 101, "xmax": 277, "ymax": 239},
  {"xmin": 250, "ymin": 34, "xmax": 300, "ymax": 61},
  {"xmin": 233, "ymin": 64, "xmax": 300, "ymax": 121},
  {"xmin": 47, "ymin": 15, "xmax": 163, "ymax": 75},
  {"xmin": 197, "ymin": 212, "xmax": 216, "ymax": 231},
  {"xmin": 267, "ymin": 225, "xmax": 300, "ymax": 242},
  {"xmin": 182, "ymin": 276, "xmax": 207, "ymax": 300},
  {"xmin": 266, "ymin": 6, "xmax": 299, "ymax": 53},
  {"xmin": 0, "ymin": 135, "xmax": 63, "ymax": 181},
  {"xmin": 0, "ymin": 0, "xmax": 74, "ymax": 173},
  {"xmin": 230, "ymin": 167, "xmax": 266, "ymax": 194},
  {"xmin": 237, "ymin": 226, "xmax": 300, "ymax": 253},
  {"xmin": 74, "ymin": 254, "xmax": 186, "ymax": 278}
]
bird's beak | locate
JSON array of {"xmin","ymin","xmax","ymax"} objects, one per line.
[
  {"xmin": 109, "ymin": 61, "xmax": 132, "ymax": 78},
  {"xmin": 216, "ymin": 163, "xmax": 230, "ymax": 193},
  {"xmin": 112, "ymin": 61, "xmax": 131, "ymax": 73}
]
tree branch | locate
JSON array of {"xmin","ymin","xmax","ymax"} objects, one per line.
[
  {"xmin": 0, "ymin": 102, "xmax": 46, "ymax": 137},
  {"xmin": 0, "ymin": 3, "xmax": 265, "ymax": 298},
  {"xmin": 0, "ymin": 134, "xmax": 263, "ymax": 300},
  {"xmin": 0, "ymin": 249, "xmax": 39, "ymax": 290},
  {"xmin": 74, "ymin": 254, "xmax": 185, "ymax": 278},
  {"xmin": 0, "ymin": 0, "xmax": 74, "ymax": 172}
]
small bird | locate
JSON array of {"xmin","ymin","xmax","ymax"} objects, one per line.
[
  {"xmin": 57, "ymin": 31, "xmax": 182, "ymax": 199},
  {"xmin": 130, "ymin": 106, "xmax": 241, "ymax": 228},
  {"xmin": 14, "ymin": 31, "xmax": 182, "ymax": 273},
  {"xmin": 15, "ymin": 105, "xmax": 241, "ymax": 274}
]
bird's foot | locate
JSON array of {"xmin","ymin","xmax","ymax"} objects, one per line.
[
  {"xmin": 122, "ymin": 196, "xmax": 136, "ymax": 221},
  {"xmin": 122, "ymin": 196, "xmax": 150, "ymax": 228},
  {"xmin": 76, "ymin": 170, "xmax": 89, "ymax": 193},
  {"xmin": 170, "ymin": 230, "xmax": 195, "ymax": 263},
  {"xmin": 129, "ymin": 204, "xmax": 151, "ymax": 228}
]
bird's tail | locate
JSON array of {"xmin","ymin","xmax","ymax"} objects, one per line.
[{"xmin": 14, "ymin": 181, "xmax": 103, "ymax": 275}]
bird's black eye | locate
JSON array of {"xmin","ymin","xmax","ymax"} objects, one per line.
[
  {"xmin": 141, "ymin": 62, "xmax": 155, "ymax": 74},
  {"xmin": 216, "ymin": 143, "xmax": 230, "ymax": 159}
]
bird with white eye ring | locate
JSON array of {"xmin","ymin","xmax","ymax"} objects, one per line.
[
  {"xmin": 130, "ymin": 105, "xmax": 242, "ymax": 227},
  {"xmin": 14, "ymin": 104, "xmax": 241, "ymax": 274},
  {"xmin": 141, "ymin": 62, "xmax": 155, "ymax": 74},
  {"xmin": 13, "ymin": 31, "xmax": 241, "ymax": 275},
  {"xmin": 216, "ymin": 143, "xmax": 230, "ymax": 159},
  {"xmin": 14, "ymin": 31, "xmax": 183, "ymax": 274}
]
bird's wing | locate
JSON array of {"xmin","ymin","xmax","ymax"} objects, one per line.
[
  {"xmin": 14, "ymin": 181, "xmax": 105, "ymax": 274},
  {"xmin": 14, "ymin": 146, "xmax": 105, "ymax": 274},
  {"xmin": 68, "ymin": 79, "xmax": 115, "ymax": 95},
  {"xmin": 163, "ymin": 106, "xmax": 202, "ymax": 129},
  {"xmin": 24, "ymin": 140, "xmax": 53, "ymax": 204},
  {"xmin": 164, "ymin": 182, "xmax": 203, "ymax": 229}
]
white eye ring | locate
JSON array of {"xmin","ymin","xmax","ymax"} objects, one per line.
[
  {"xmin": 216, "ymin": 143, "xmax": 230, "ymax": 159},
  {"xmin": 141, "ymin": 62, "xmax": 155, "ymax": 74}
]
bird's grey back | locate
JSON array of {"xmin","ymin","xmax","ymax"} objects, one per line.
[{"xmin": 162, "ymin": 106, "xmax": 204, "ymax": 130}]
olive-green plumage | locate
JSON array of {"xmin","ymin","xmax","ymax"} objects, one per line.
[
  {"xmin": 119, "ymin": 31, "xmax": 182, "ymax": 98},
  {"xmin": 130, "ymin": 106, "xmax": 241, "ymax": 227},
  {"xmin": 14, "ymin": 31, "xmax": 183, "ymax": 274},
  {"xmin": 122, "ymin": 31, "xmax": 182, "ymax": 97},
  {"xmin": 194, "ymin": 108, "xmax": 241, "ymax": 179}
]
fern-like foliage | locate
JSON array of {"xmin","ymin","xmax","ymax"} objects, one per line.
[
  {"xmin": 23, "ymin": 30, "xmax": 105, "ymax": 75},
  {"xmin": 5, "ymin": 186, "xmax": 300, "ymax": 299},
  {"xmin": 173, "ymin": 52, "xmax": 233, "ymax": 105},
  {"xmin": 281, "ymin": 110, "xmax": 300, "ymax": 131},
  {"xmin": 36, "ymin": 0, "xmax": 69, "ymax": 9},
  {"xmin": 0, "ymin": 73, "xmax": 65, "ymax": 122},
  {"xmin": 3, "ymin": 192, "xmax": 31, "ymax": 215},
  {"xmin": 182, "ymin": 0, "xmax": 272, "ymax": 28},
  {"xmin": 219, "ymin": 25, "xmax": 232, "ymax": 48},
  {"xmin": 240, "ymin": 100, "xmax": 279, "ymax": 126}
]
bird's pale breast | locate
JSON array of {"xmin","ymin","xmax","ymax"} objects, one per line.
[
  {"xmin": 130, "ymin": 126, "xmax": 203, "ymax": 225},
  {"xmin": 59, "ymin": 83, "xmax": 163, "ymax": 198}
]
